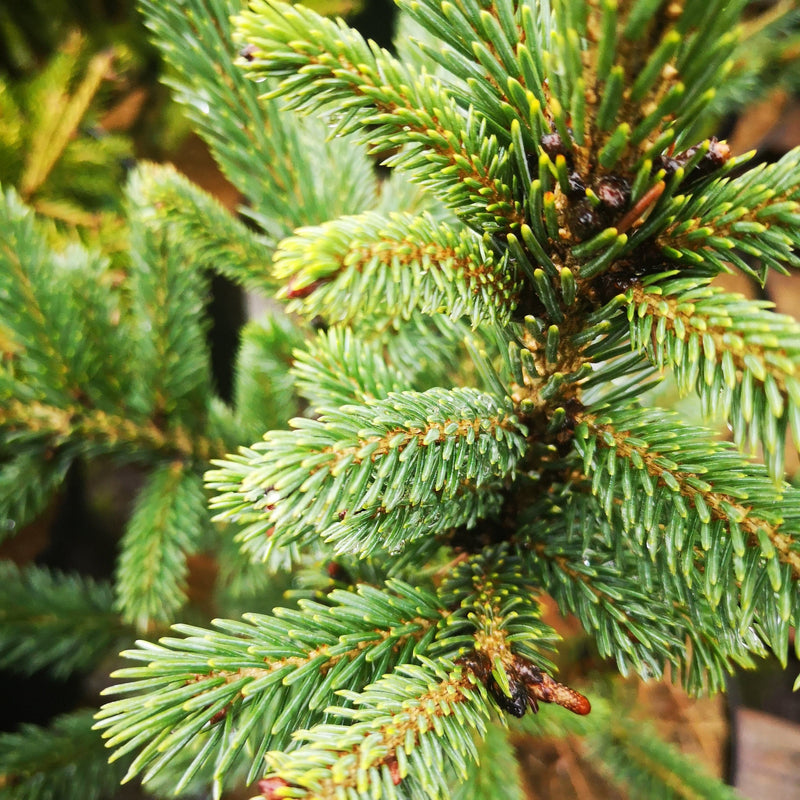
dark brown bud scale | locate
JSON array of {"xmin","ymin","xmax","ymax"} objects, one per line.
[
  {"xmin": 653, "ymin": 137, "xmax": 731, "ymax": 183},
  {"xmin": 567, "ymin": 170, "xmax": 586, "ymax": 198},
  {"xmin": 486, "ymin": 673, "xmax": 530, "ymax": 717},
  {"xmin": 568, "ymin": 199, "xmax": 603, "ymax": 239},
  {"xmin": 540, "ymin": 132, "xmax": 568, "ymax": 160},
  {"xmin": 595, "ymin": 175, "xmax": 631, "ymax": 211}
]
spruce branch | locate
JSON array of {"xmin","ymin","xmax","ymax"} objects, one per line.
[
  {"xmin": 274, "ymin": 211, "xmax": 521, "ymax": 327},
  {"xmin": 452, "ymin": 721, "xmax": 526, "ymax": 800},
  {"xmin": 574, "ymin": 403, "xmax": 800, "ymax": 665},
  {"xmin": 0, "ymin": 710, "xmax": 129, "ymax": 800},
  {"xmin": 207, "ymin": 387, "xmax": 526, "ymax": 556},
  {"xmin": 0, "ymin": 398, "xmax": 226, "ymax": 464},
  {"xmin": 377, "ymin": 314, "xmax": 473, "ymax": 396},
  {"xmin": 139, "ymin": 0, "xmax": 377, "ymax": 241},
  {"xmin": 234, "ymin": 0, "xmax": 525, "ymax": 233},
  {"xmin": 234, "ymin": 315, "xmax": 305, "ymax": 442},
  {"xmin": 18, "ymin": 36, "xmax": 117, "ymax": 201},
  {"xmin": 628, "ymin": 272, "xmax": 800, "ymax": 477},
  {"xmin": 430, "ymin": 544, "xmax": 560, "ymax": 675},
  {"xmin": 97, "ymin": 543, "xmax": 587, "ymax": 792},
  {"xmin": 114, "ymin": 461, "xmax": 209, "ymax": 630},
  {"xmin": 15, "ymin": 0, "xmax": 799, "ymax": 796},
  {"xmin": 127, "ymin": 163, "xmax": 279, "ymax": 294},
  {"xmin": 394, "ymin": 0, "xmax": 742, "ymax": 163},
  {"xmin": 0, "ymin": 187, "xmax": 133, "ymax": 410},
  {"xmin": 292, "ymin": 328, "xmax": 408, "ymax": 412},
  {"xmin": 653, "ymin": 146, "xmax": 800, "ymax": 281},
  {"xmin": 127, "ymin": 216, "xmax": 212, "ymax": 430},
  {"xmin": 587, "ymin": 717, "xmax": 742, "ymax": 800},
  {"xmin": 259, "ymin": 659, "xmax": 491, "ymax": 800},
  {"xmin": 517, "ymin": 696, "xmax": 740, "ymax": 800},
  {"xmin": 714, "ymin": 1, "xmax": 800, "ymax": 117},
  {"xmin": 0, "ymin": 450, "xmax": 71, "ymax": 537},
  {"xmin": 520, "ymin": 490, "xmax": 764, "ymax": 694},
  {"xmin": 95, "ymin": 580, "xmax": 445, "ymax": 792},
  {"xmin": 0, "ymin": 562, "xmax": 128, "ymax": 678}
]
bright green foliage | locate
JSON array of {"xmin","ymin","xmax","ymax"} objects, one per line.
[
  {"xmin": 96, "ymin": 547, "xmax": 554, "ymax": 795},
  {"xmin": 275, "ymin": 211, "xmax": 521, "ymax": 327},
  {"xmin": 260, "ymin": 659, "xmax": 491, "ymax": 800},
  {"xmin": 654, "ymin": 148, "xmax": 800, "ymax": 279},
  {"xmin": 98, "ymin": 581, "xmax": 447, "ymax": 788},
  {"xmin": 127, "ymin": 163, "xmax": 279, "ymax": 293},
  {"xmin": 3, "ymin": 0, "xmax": 800, "ymax": 799},
  {"xmin": 207, "ymin": 387, "xmax": 526, "ymax": 556},
  {"xmin": 114, "ymin": 462, "xmax": 209, "ymax": 628}
]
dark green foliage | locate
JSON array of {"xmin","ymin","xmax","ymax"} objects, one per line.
[
  {"xmin": 0, "ymin": 563, "xmax": 127, "ymax": 678},
  {"xmin": 0, "ymin": 711, "xmax": 130, "ymax": 800}
]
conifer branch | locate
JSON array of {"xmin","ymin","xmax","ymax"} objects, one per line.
[
  {"xmin": 628, "ymin": 272, "xmax": 800, "ymax": 477},
  {"xmin": 234, "ymin": 316, "xmax": 305, "ymax": 442},
  {"xmin": 431, "ymin": 544, "xmax": 559, "ymax": 673},
  {"xmin": 207, "ymin": 387, "xmax": 526, "ymax": 556},
  {"xmin": 0, "ymin": 398, "xmax": 226, "ymax": 464},
  {"xmin": 519, "ymin": 491, "xmax": 762, "ymax": 692},
  {"xmin": 587, "ymin": 717, "xmax": 742, "ymax": 800},
  {"xmin": 655, "ymin": 146, "xmax": 800, "ymax": 280},
  {"xmin": 20, "ymin": 41, "xmax": 116, "ymax": 200},
  {"xmin": 234, "ymin": 0, "xmax": 525, "ymax": 233},
  {"xmin": 259, "ymin": 659, "xmax": 490, "ymax": 800},
  {"xmin": 95, "ymin": 580, "xmax": 445, "ymax": 791},
  {"xmin": 291, "ymin": 329, "xmax": 408, "ymax": 411},
  {"xmin": 139, "ymin": 0, "xmax": 377, "ymax": 240},
  {"xmin": 574, "ymin": 403, "xmax": 800, "ymax": 663},
  {"xmin": 0, "ymin": 450, "xmax": 71, "ymax": 537},
  {"xmin": 0, "ymin": 188, "xmax": 132, "ymax": 410},
  {"xmin": 275, "ymin": 211, "xmax": 521, "ymax": 327},
  {"xmin": 452, "ymin": 721, "xmax": 526, "ymax": 800},
  {"xmin": 0, "ymin": 710, "xmax": 129, "ymax": 800},
  {"xmin": 127, "ymin": 163, "xmax": 279, "ymax": 294},
  {"xmin": 5, "ymin": 0, "xmax": 798, "ymax": 796},
  {"xmin": 127, "ymin": 220, "xmax": 212, "ymax": 429},
  {"xmin": 0, "ymin": 562, "xmax": 128, "ymax": 678},
  {"xmin": 114, "ymin": 462, "xmax": 209, "ymax": 630}
]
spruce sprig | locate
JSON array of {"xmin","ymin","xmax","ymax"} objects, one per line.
[
  {"xmin": 207, "ymin": 387, "xmax": 526, "ymax": 557},
  {"xmin": 628, "ymin": 272, "xmax": 800, "ymax": 477},
  {"xmin": 0, "ymin": 0, "xmax": 795, "ymax": 797},
  {"xmin": 274, "ymin": 211, "xmax": 521, "ymax": 327},
  {"xmin": 0, "ymin": 562, "xmax": 128, "ymax": 678},
  {"xmin": 0, "ymin": 711, "xmax": 130, "ymax": 800}
]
